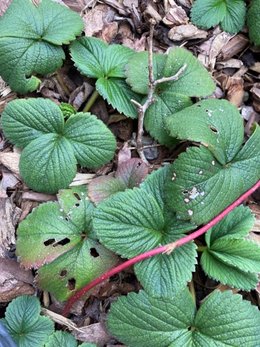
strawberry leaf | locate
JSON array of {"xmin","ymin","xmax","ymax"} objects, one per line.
[
  {"xmin": 107, "ymin": 290, "xmax": 260, "ymax": 347},
  {"xmin": 70, "ymin": 37, "xmax": 141, "ymax": 118},
  {"xmin": 2, "ymin": 98, "xmax": 116, "ymax": 193},
  {"xmin": 16, "ymin": 190, "xmax": 118, "ymax": 301},
  {"xmin": 247, "ymin": 0, "xmax": 260, "ymax": 46},
  {"xmin": 191, "ymin": 0, "xmax": 246, "ymax": 34},
  {"xmin": 166, "ymin": 99, "xmax": 260, "ymax": 224},
  {"xmin": 45, "ymin": 331, "xmax": 97, "ymax": 347},
  {"xmin": 201, "ymin": 206, "xmax": 260, "ymax": 290},
  {"xmin": 0, "ymin": 0, "xmax": 83, "ymax": 93},
  {"xmin": 94, "ymin": 167, "xmax": 197, "ymax": 296},
  {"xmin": 2, "ymin": 295, "xmax": 54, "ymax": 347}
]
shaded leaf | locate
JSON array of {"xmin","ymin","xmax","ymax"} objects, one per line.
[{"xmin": 247, "ymin": 0, "xmax": 260, "ymax": 46}]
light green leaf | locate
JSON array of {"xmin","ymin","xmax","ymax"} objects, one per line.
[
  {"xmin": 191, "ymin": 0, "xmax": 246, "ymax": 34},
  {"xmin": 107, "ymin": 290, "xmax": 260, "ymax": 347},
  {"xmin": 45, "ymin": 331, "xmax": 77, "ymax": 347},
  {"xmin": 2, "ymin": 98, "xmax": 116, "ymax": 193},
  {"xmin": 125, "ymin": 52, "xmax": 167, "ymax": 94},
  {"xmin": 64, "ymin": 113, "xmax": 116, "ymax": 168},
  {"xmin": 166, "ymin": 108, "xmax": 260, "ymax": 224},
  {"xmin": 70, "ymin": 37, "xmax": 140, "ymax": 117},
  {"xmin": 2, "ymin": 295, "xmax": 54, "ymax": 347},
  {"xmin": 247, "ymin": 0, "xmax": 260, "ymax": 46},
  {"xmin": 94, "ymin": 167, "xmax": 196, "ymax": 296},
  {"xmin": 17, "ymin": 190, "xmax": 118, "ymax": 301},
  {"xmin": 163, "ymin": 48, "xmax": 215, "ymax": 97},
  {"xmin": 144, "ymin": 92, "xmax": 192, "ymax": 146},
  {"xmin": 166, "ymin": 99, "xmax": 244, "ymax": 164},
  {"xmin": 0, "ymin": 0, "xmax": 83, "ymax": 93},
  {"xmin": 96, "ymin": 78, "xmax": 141, "ymax": 118},
  {"xmin": 1, "ymin": 98, "xmax": 64, "ymax": 148},
  {"xmin": 19, "ymin": 133, "xmax": 77, "ymax": 194}
]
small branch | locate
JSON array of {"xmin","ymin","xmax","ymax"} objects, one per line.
[
  {"xmin": 62, "ymin": 180, "xmax": 260, "ymax": 316},
  {"xmin": 132, "ymin": 21, "xmax": 187, "ymax": 164}
]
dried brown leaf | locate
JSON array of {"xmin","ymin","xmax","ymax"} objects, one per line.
[{"xmin": 168, "ymin": 24, "xmax": 207, "ymax": 41}]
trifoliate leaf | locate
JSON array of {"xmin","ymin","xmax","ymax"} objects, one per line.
[
  {"xmin": 16, "ymin": 190, "xmax": 118, "ymax": 301},
  {"xmin": 94, "ymin": 167, "xmax": 196, "ymax": 296},
  {"xmin": 88, "ymin": 159, "xmax": 148, "ymax": 204},
  {"xmin": 166, "ymin": 100, "xmax": 260, "ymax": 224},
  {"xmin": 2, "ymin": 295, "xmax": 54, "ymax": 347},
  {"xmin": 191, "ymin": 0, "xmax": 246, "ymax": 34},
  {"xmin": 107, "ymin": 290, "xmax": 260, "ymax": 347},
  {"xmin": 200, "ymin": 206, "xmax": 260, "ymax": 290},
  {"xmin": 70, "ymin": 37, "xmax": 141, "ymax": 118},
  {"xmin": 126, "ymin": 47, "xmax": 215, "ymax": 146},
  {"xmin": 2, "ymin": 98, "xmax": 116, "ymax": 193},
  {"xmin": 0, "ymin": 0, "xmax": 83, "ymax": 93},
  {"xmin": 247, "ymin": 0, "xmax": 260, "ymax": 46}
]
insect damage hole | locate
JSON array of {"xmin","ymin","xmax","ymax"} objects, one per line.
[
  {"xmin": 53, "ymin": 238, "xmax": 70, "ymax": 247},
  {"xmin": 209, "ymin": 125, "xmax": 218, "ymax": 133},
  {"xmin": 67, "ymin": 278, "xmax": 76, "ymax": 291},
  {"xmin": 73, "ymin": 192, "xmax": 81, "ymax": 200},
  {"xmin": 90, "ymin": 248, "xmax": 99, "ymax": 257},
  {"xmin": 60, "ymin": 269, "xmax": 67, "ymax": 277},
  {"xmin": 44, "ymin": 238, "xmax": 55, "ymax": 246}
]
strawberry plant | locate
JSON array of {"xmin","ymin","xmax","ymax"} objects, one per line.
[
  {"xmin": 70, "ymin": 37, "xmax": 142, "ymax": 117},
  {"xmin": 1, "ymin": 98, "xmax": 116, "ymax": 193},
  {"xmin": 0, "ymin": 0, "xmax": 83, "ymax": 94},
  {"xmin": 16, "ymin": 187, "xmax": 118, "ymax": 301},
  {"xmin": 1, "ymin": 295, "xmax": 96, "ymax": 347},
  {"xmin": 125, "ymin": 48, "xmax": 215, "ymax": 146},
  {"xmin": 247, "ymin": 0, "xmax": 260, "ymax": 45}
]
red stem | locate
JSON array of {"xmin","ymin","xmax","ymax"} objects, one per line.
[{"xmin": 62, "ymin": 180, "xmax": 260, "ymax": 316}]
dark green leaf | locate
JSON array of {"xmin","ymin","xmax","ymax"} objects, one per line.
[{"xmin": 247, "ymin": 0, "xmax": 260, "ymax": 46}]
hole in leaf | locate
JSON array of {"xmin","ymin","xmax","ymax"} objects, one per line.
[
  {"xmin": 209, "ymin": 125, "xmax": 218, "ymax": 133},
  {"xmin": 67, "ymin": 278, "xmax": 76, "ymax": 290},
  {"xmin": 53, "ymin": 238, "xmax": 70, "ymax": 247},
  {"xmin": 65, "ymin": 216, "xmax": 70, "ymax": 221},
  {"xmin": 73, "ymin": 193, "xmax": 81, "ymax": 200},
  {"xmin": 75, "ymin": 203, "xmax": 80, "ymax": 207},
  {"xmin": 60, "ymin": 269, "xmax": 67, "ymax": 277},
  {"xmin": 182, "ymin": 190, "xmax": 189, "ymax": 195},
  {"xmin": 44, "ymin": 238, "xmax": 56, "ymax": 246},
  {"xmin": 90, "ymin": 248, "xmax": 99, "ymax": 257}
]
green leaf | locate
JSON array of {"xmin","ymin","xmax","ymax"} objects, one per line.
[
  {"xmin": 200, "ymin": 206, "xmax": 260, "ymax": 290},
  {"xmin": 125, "ymin": 52, "xmax": 167, "ymax": 94},
  {"xmin": 63, "ymin": 113, "xmax": 116, "ymax": 168},
  {"xmin": 191, "ymin": 0, "xmax": 246, "ymax": 34},
  {"xmin": 165, "ymin": 100, "xmax": 260, "ymax": 224},
  {"xmin": 247, "ymin": 0, "xmax": 260, "ymax": 46},
  {"xmin": 166, "ymin": 99, "xmax": 244, "ymax": 164},
  {"xmin": 70, "ymin": 37, "xmax": 141, "ymax": 117},
  {"xmin": 0, "ymin": 0, "xmax": 83, "ymax": 93},
  {"xmin": 45, "ymin": 331, "xmax": 77, "ymax": 347},
  {"xmin": 2, "ymin": 295, "xmax": 54, "ymax": 347},
  {"xmin": 20, "ymin": 134, "xmax": 77, "ymax": 194},
  {"xmin": 88, "ymin": 176, "xmax": 127, "ymax": 204},
  {"xmin": 163, "ymin": 48, "xmax": 215, "ymax": 98},
  {"xmin": 16, "ymin": 190, "xmax": 118, "ymax": 301},
  {"xmin": 94, "ymin": 167, "xmax": 196, "ymax": 296},
  {"xmin": 96, "ymin": 78, "xmax": 141, "ymax": 119},
  {"xmin": 107, "ymin": 290, "xmax": 260, "ymax": 347},
  {"xmin": 2, "ymin": 98, "xmax": 116, "ymax": 193}
]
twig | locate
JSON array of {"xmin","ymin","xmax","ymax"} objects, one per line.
[
  {"xmin": 132, "ymin": 20, "xmax": 187, "ymax": 164},
  {"xmin": 62, "ymin": 179, "xmax": 260, "ymax": 316}
]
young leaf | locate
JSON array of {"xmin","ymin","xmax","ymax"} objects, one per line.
[
  {"xmin": 247, "ymin": 0, "xmax": 260, "ymax": 46},
  {"xmin": 126, "ymin": 47, "xmax": 215, "ymax": 146},
  {"xmin": 70, "ymin": 37, "xmax": 141, "ymax": 118},
  {"xmin": 2, "ymin": 98, "xmax": 116, "ymax": 193},
  {"xmin": 166, "ymin": 99, "xmax": 260, "ymax": 224},
  {"xmin": 45, "ymin": 331, "xmax": 97, "ymax": 347},
  {"xmin": 16, "ymin": 190, "xmax": 118, "ymax": 301},
  {"xmin": 2, "ymin": 295, "xmax": 54, "ymax": 347},
  {"xmin": 93, "ymin": 167, "xmax": 197, "ymax": 297},
  {"xmin": 191, "ymin": 0, "xmax": 246, "ymax": 34},
  {"xmin": 88, "ymin": 158, "xmax": 148, "ymax": 204},
  {"xmin": 200, "ymin": 206, "xmax": 260, "ymax": 290},
  {"xmin": 107, "ymin": 289, "xmax": 260, "ymax": 347},
  {"xmin": 0, "ymin": 0, "xmax": 83, "ymax": 93}
]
